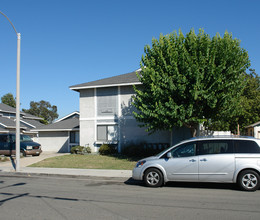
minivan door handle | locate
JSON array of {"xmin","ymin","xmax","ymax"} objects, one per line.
[
  {"xmin": 189, "ymin": 159, "xmax": 196, "ymax": 162},
  {"xmin": 200, "ymin": 158, "xmax": 207, "ymax": 162}
]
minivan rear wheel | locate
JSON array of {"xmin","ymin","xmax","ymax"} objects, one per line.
[
  {"xmin": 237, "ymin": 170, "xmax": 260, "ymax": 191},
  {"xmin": 144, "ymin": 168, "xmax": 163, "ymax": 187}
]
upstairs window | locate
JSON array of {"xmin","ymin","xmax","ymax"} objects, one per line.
[{"xmin": 97, "ymin": 87, "xmax": 118, "ymax": 117}]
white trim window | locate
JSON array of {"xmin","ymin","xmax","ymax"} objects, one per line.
[
  {"xmin": 97, "ymin": 125, "xmax": 118, "ymax": 142},
  {"xmin": 70, "ymin": 131, "xmax": 79, "ymax": 144}
]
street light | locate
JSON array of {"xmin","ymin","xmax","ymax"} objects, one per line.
[{"xmin": 0, "ymin": 11, "xmax": 21, "ymax": 171}]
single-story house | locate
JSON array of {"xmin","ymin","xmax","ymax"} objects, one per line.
[
  {"xmin": 32, "ymin": 112, "xmax": 79, "ymax": 152},
  {"xmin": 70, "ymin": 69, "xmax": 191, "ymax": 153},
  {"xmin": 245, "ymin": 121, "xmax": 260, "ymax": 139}
]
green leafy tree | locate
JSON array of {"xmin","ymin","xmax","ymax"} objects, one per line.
[
  {"xmin": 240, "ymin": 69, "xmax": 260, "ymax": 127},
  {"xmin": 133, "ymin": 29, "xmax": 250, "ymax": 137},
  {"xmin": 1, "ymin": 93, "xmax": 16, "ymax": 108},
  {"xmin": 22, "ymin": 100, "xmax": 58, "ymax": 124},
  {"xmin": 209, "ymin": 69, "xmax": 260, "ymax": 134}
]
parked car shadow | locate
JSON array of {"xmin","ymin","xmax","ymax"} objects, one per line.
[
  {"xmin": 165, "ymin": 181, "xmax": 237, "ymax": 190},
  {"xmin": 124, "ymin": 177, "xmax": 239, "ymax": 191},
  {"xmin": 124, "ymin": 178, "xmax": 144, "ymax": 186}
]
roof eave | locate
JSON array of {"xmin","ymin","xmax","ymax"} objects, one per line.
[
  {"xmin": 70, "ymin": 82, "xmax": 142, "ymax": 92},
  {"xmin": 33, "ymin": 128, "xmax": 79, "ymax": 132}
]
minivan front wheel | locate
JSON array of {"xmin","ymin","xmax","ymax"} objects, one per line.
[
  {"xmin": 237, "ymin": 170, "xmax": 260, "ymax": 191},
  {"xmin": 144, "ymin": 168, "xmax": 163, "ymax": 187}
]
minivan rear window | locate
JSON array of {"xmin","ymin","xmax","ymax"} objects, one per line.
[{"xmin": 234, "ymin": 140, "xmax": 260, "ymax": 153}]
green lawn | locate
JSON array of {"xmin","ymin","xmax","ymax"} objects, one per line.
[{"xmin": 29, "ymin": 154, "xmax": 138, "ymax": 170}]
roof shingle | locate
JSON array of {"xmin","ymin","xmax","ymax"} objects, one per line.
[
  {"xmin": 70, "ymin": 70, "xmax": 141, "ymax": 91},
  {"xmin": 33, "ymin": 117, "xmax": 79, "ymax": 131}
]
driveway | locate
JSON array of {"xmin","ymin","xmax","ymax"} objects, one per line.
[{"xmin": 0, "ymin": 151, "xmax": 68, "ymax": 169}]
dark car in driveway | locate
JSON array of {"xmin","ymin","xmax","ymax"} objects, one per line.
[{"xmin": 0, "ymin": 133, "xmax": 42, "ymax": 157}]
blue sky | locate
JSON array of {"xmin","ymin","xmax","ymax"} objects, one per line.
[{"xmin": 1, "ymin": 0, "xmax": 259, "ymax": 118}]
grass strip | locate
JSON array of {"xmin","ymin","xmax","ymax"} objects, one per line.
[{"xmin": 29, "ymin": 154, "xmax": 137, "ymax": 170}]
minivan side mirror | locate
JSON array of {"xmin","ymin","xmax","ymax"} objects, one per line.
[{"xmin": 167, "ymin": 152, "xmax": 172, "ymax": 158}]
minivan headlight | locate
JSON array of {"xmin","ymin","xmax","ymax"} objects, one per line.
[{"xmin": 136, "ymin": 160, "xmax": 146, "ymax": 168}]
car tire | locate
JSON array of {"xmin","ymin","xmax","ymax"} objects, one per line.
[
  {"xmin": 20, "ymin": 151, "xmax": 26, "ymax": 157},
  {"xmin": 144, "ymin": 168, "xmax": 163, "ymax": 187},
  {"xmin": 237, "ymin": 170, "xmax": 260, "ymax": 191}
]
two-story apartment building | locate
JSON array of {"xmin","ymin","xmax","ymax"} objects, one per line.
[{"xmin": 70, "ymin": 70, "xmax": 191, "ymax": 153}]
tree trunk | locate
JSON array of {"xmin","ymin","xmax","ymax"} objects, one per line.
[{"xmin": 190, "ymin": 127, "xmax": 197, "ymax": 137}]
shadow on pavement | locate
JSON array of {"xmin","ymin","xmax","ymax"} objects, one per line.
[
  {"xmin": 124, "ymin": 177, "xmax": 238, "ymax": 190},
  {"xmin": 165, "ymin": 181, "xmax": 236, "ymax": 190},
  {"xmin": 9, "ymin": 156, "xmax": 16, "ymax": 170},
  {"xmin": 124, "ymin": 178, "xmax": 144, "ymax": 186}
]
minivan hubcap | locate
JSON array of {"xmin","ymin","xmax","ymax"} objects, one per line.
[
  {"xmin": 242, "ymin": 174, "xmax": 257, "ymax": 189},
  {"xmin": 147, "ymin": 172, "xmax": 159, "ymax": 185}
]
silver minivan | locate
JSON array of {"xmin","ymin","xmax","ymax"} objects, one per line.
[{"xmin": 132, "ymin": 136, "xmax": 260, "ymax": 191}]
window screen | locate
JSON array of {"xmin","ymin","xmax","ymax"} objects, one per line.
[
  {"xmin": 97, "ymin": 126, "xmax": 107, "ymax": 141},
  {"xmin": 97, "ymin": 125, "xmax": 118, "ymax": 142},
  {"xmin": 97, "ymin": 87, "xmax": 118, "ymax": 116}
]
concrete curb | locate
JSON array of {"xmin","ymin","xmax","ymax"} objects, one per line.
[
  {"xmin": 0, "ymin": 171, "xmax": 128, "ymax": 182},
  {"xmin": 0, "ymin": 166, "xmax": 133, "ymax": 180},
  {"xmin": 0, "ymin": 169, "xmax": 141, "ymax": 186}
]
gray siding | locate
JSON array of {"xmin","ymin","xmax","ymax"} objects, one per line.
[
  {"xmin": 120, "ymin": 86, "xmax": 136, "ymax": 117},
  {"xmin": 80, "ymin": 120, "xmax": 95, "ymax": 150},
  {"xmin": 119, "ymin": 118, "xmax": 171, "ymax": 148},
  {"xmin": 80, "ymin": 89, "xmax": 95, "ymax": 118}
]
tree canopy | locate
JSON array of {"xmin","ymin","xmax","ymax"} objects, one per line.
[
  {"xmin": 22, "ymin": 100, "xmax": 58, "ymax": 124},
  {"xmin": 208, "ymin": 69, "xmax": 260, "ymax": 134},
  {"xmin": 133, "ymin": 29, "xmax": 250, "ymax": 136},
  {"xmin": 1, "ymin": 93, "xmax": 16, "ymax": 108}
]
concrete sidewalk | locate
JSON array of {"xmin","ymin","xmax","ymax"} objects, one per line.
[{"xmin": 0, "ymin": 152, "xmax": 132, "ymax": 179}]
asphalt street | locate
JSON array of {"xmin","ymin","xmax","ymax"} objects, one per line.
[{"xmin": 0, "ymin": 175, "xmax": 260, "ymax": 220}]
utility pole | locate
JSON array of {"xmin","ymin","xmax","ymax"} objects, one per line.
[{"xmin": 0, "ymin": 11, "xmax": 21, "ymax": 171}]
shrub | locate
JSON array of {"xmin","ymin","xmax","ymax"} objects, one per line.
[
  {"xmin": 70, "ymin": 145, "xmax": 84, "ymax": 154},
  {"xmin": 71, "ymin": 146, "xmax": 92, "ymax": 154},
  {"xmin": 85, "ymin": 146, "xmax": 92, "ymax": 154},
  {"xmin": 99, "ymin": 144, "xmax": 117, "ymax": 155}
]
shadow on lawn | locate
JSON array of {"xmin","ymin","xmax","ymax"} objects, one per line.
[{"xmin": 107, "ymin": 154, "xmax": 142, "ymax": 162}]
